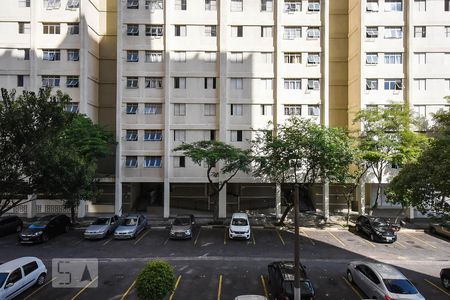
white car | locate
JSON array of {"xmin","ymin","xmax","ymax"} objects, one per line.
[
  {"xmin": 229, "ymin": 213, "xmax": 251, "ymax": 240},
  {"xmin": 234, "ymin": 296, "xmax": 267, "ymax": 300},
  {"xmin": 0, "ymin": 257, "xmax": 47, "ymax": 300}
]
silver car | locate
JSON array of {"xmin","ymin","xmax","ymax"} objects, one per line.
[
  {"xmin": 346, "ymin": 261, "xmax": 425, "ymax": 300},
  {"xmin": 84, "ymin": 215, "xmax": 119, "ymax": 240},
  {"xmin": 114, "ymin": 214, "xmax": 147, "ymax": 239},
  {"xmin": 169, "ymin": 215, "xmax": 195, "ymax": 239}
]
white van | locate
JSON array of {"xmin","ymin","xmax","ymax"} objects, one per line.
[
  {"xmin": 229, "ymin": 212, "xmax": 251, "ymax": 240},
  {"xmin": 0, "ymin": 257, "xmax": 47, "ymax": 300}
]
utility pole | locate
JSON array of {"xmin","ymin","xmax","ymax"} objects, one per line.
[{"xmin": 294, "ymin": 184, "xmax": 301, "ymax": 300}]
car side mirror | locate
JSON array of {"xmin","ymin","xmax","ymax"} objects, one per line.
[{"xmin": 5, "ymin": 282, "xmax": 14, "ymax": 288}]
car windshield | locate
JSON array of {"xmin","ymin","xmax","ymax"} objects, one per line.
[
  {"xmin": 372, "ymin": 218, "xmax": 389, "ymax": 228},
  {"xmin": 124, "ymin": 218, "xmax": 138, "ymax": 226},
  {"xmin": 283, "ymin": 281, "xmax": 314, "ymax": 296},
  {"xmin": 30, "ymin": 217, "xmax": 52, "ymax": 228},
  {"xmin": 0, "ymin": 273, "xmax": 8, "ymax": 288},
  {"xmin": 92, "ymin": 218, "xmax": 110, "ymax": 225},
  {"xmin": 173, "ymin": 218, "xmax": 190, "ymax": 226},
  {"xmin": 232, "ymin": 218, "xmax": 248, "ymax": 226},
  {"xmin": 383, "ymin": 279, "xmax": 418, "ymax": 294}
]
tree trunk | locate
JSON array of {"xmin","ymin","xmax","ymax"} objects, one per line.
[{"xmin": 278, "ymin": 203, "xmax": 294, "ymax": 226}]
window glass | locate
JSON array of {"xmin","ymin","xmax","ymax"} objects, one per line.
[
  {"xmin": 6, "ymin": 268, "xmax": 22, "ymax": 285},
  {"xmin": 383, "ymin": 279, "xmax": 418, "ymax": 294},
  {"xmin": 22, "ymin": 261, "xmax": 39, "ymax": 276}
]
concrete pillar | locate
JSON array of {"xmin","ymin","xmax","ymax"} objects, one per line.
[
  {"xmin": 77, "ymin": 200, "xmax": 86, "ymax": 218},
  {"xmin": 164, "ymin": 181, "xmax": 170, "ymax": 218},
  {"xmin": 356, "ymin": 181, "xmax": 366, "ymax": 215},
  {"xmin": 275, "ymin": 183, "xmax": 282, "ymax": 219},
  {"xmin": 322, "ymin": 182, "xmax": 330, "ymax": 221},
  {"xmin": 26, "ymin": 194, "xmax": 36, "ymax": 219},
  {"xmin": 408, "ymin": 206, "xmax": 415, "ymax": 220},
  {"xmin": 218, "ymin": 183, "xmax": 227, "ymax": 219}
]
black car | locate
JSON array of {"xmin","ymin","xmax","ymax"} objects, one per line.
[
  {"xmin": 267, "ymin": 261, "xmax": 315, "ymax": 300},
  {"xmin": 0, "ymin": 216, "xmax": 23, "ymax": 236},
  {"xmin": 441, "ymin": 268, "xmax": 450, "ymax": 290},
  {"xmin": 18, "ymin": 214, "xmax": 71, "ymax": 244},
  {"xmin": 355, "ymin": 215, "xmax": 399, "ymax": 243}
]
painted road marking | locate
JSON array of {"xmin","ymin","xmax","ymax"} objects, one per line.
[
  {"xmin": 224, "ymin": 229, "xmax": 227, "ymax": 245},
  {"xmin": 194, "ymin": 228, "xmax": 201, "ymax": 246},
  {"xmin": 358, "ymin": 235, "xmax": 376, "ymax": 248},
  {"xmin": 120, "ymin": 279, "xmax": 137, "ymax": 300},
  {"xmin": 102, "ymin": 238, "xmax": 113, "ymax": 246},
  {"xmin": 342, "ymin": 276, "xmax": 363, "ymax": 299},
  {"xmin": 73, "ymin": 239, "xmax": 83, "ymax": 246},
  {"xmin": 424, "ymin": 279, "xmax": 450, "ymax": 296},
  {"xmin": 169, "ymin": 275, "xmax": 182, "ymax": 300},
  {"xmin": 217, "ymin": 274, "xmax": 223, "ymax": 300},
  {"xmin": 252, "ymin": 232, "xmax": 256, "ymax": 245},
  {"xmin": 403, "ymin": 232, "xmax": 437, "ymax": 249},
  {"xmin": 276, "ymin": 230, "xmax": 286, "ymax": 246},
  {"xmin": 300, "ymin": 229, "xmax": 315, "ymax": 246},
  {"xmin": 327, "ymin": 230, "xmax": 346, "ymax": 247},
  {"xmin": 134, "ymin": 229, "xmax": 150, "ymax": 245},
  {"xmin": 71, "ymin": 275, "xmax": 99, "ymax": 300},
  {"xmin": 164, "ymin": 237, "xmax": 170, "ymax": 246},
  {"xmin": 395, "ymin": 240, "xmax": 406, "ymax": 249},
  {"xmin": 23, "ymin": 277, "xmax": 56, "ymax": 300},
  {"xmin": 260, "ymin": 275, "xmax": 269, "ymax": 299}
]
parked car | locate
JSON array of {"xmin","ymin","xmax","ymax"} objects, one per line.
[
  {"xmin": 234, "ymin": 296, "xmax": 267, "ymax": 300},
  {"xmin": 429, "ymin": 221, "xmax": 450, "ymax": 238},
  {"xmin": 0, "ymin": 216, "xmax": 23, "ymax": 237},
  {"xmin": 114, "ymin": 214, "xmax": 147, "ymax": 239},
  {"xmin": 0, "ymin": 257, "xmax": 47, "ymax": 300},
  {"xmin": 346, "ymin": 261, "xmax": 425, "ymax": 300},
  {"xmin": 441, "ymin": 268, "xmax": 450, "ymax": 290},
  {"xmin": 229, "ymin": 213, "xmax": 251, "ymax": 240},
  {"xmin": 84, "ymin": 215, "xmax": 120, "ymax": 240},
  {"xmin": 169, "ymin": 215, "xmax": 195, "ymax": 239},
  {"xmin": 18, "ymin": 215, "xmax": 71, "ymax": 244},
  {"xmin": 267, "ymin": 261, "xmax": 315, "ymax": 300},
  {"xmin": 355, "ymin": 215, "xmax": 398, "ymax": 243}
]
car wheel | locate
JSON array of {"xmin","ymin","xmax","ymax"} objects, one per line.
[
  {"xmin": 16, "ymin": 225, "xmax": 22, "ymax": 233},
  {"xmin": 347, "ymin": 270, "xmax": 353, "ymax": 283},
  {"xmin": 442, "ymin": 275, "xmax": 450, "ymax": 289},
  {"xmin": 36, "ymin": 273, "xmax": 46, "ymax": 286}
]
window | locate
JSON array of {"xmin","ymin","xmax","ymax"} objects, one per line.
[
  {"xmin": 144, "ymin": 103, "xmax": 162, "ymax": 114},
  {"xmin": 307, "ymin": 79, "xmax": 320, "ymax": 90},
  {"xmin": 415, "ymin": 79, "xmax": 426, "ymax": 90},
  {"xmin": 231, "ymin": 26, "xmax": 243, "ymax": 37},
  {"xmin": 68, "ymin": 23, "xmax": 79, "ymax": 35},
  {"xmin": 66, "ymin": 76, "xmax": 79, "ymax": 88},
  {"xmin": 284, "ymin": 79, "xmax": 301, "ymax": 89},
  {"xmin": 44, "ymin": 0, "xmax": 61, "ymax": 9},
  {"xmin": 43, "ymin": 49, "xmax": 61, "ymax": 61},
  {"xmin": 231, "ymin": 78, "xmax": 243, "ymax": 89},
  {"xmin": 174, "ymin": 103, "xmax": 186, "ymax": 116},
  {"xmin": 175, "ymin": 0, "xmax": 187, "ymax": 10},
  {"xmin": 174, "ymin": 51, "xmax": 186, "ymax": 62},
  {"xmin": 261, "ymin": 78, "xmax": 273, "ymax": 90},
  {"xmin": 146, "ymin": 25, "xmax": 163, "ymax": 36},
  {"xmin": 18, "ymin": 49, "xmax": 30, "ymax": 60},
  {"xmin": 384, "ymin": 53, "xmax": 402, "ymax": 64},
  {"xmin": 174, "ymin": 156, "xmax": 186, "ymax": 168},
  {"xmin": 204, "ymin": 77, "xmax": 216, "ymax": 89},
  {"xmin": 230, "ymin": 130, "xmax": 243, "ymax": 142},
  {"xmin": 67, "ymin": 0, "xmax": 79, "ymax": 9},
  {"xmin": 42, "ymin": 75, "xmax": 60, "ymax": 87},
  {"xmin": 67, "ymin": 49, "xmax": 79, "ymax": 61},
  {"xmin": 175, "ymin": 25, "xmax": 187, "ymax": 37},
  {"xmin": 414, "ymin": 26, "xmax": 426, "ymax": 38},
  {"xmin": 366, "ymin": 26, "xmax": 378, "ymax": 38},
  {"xmin": 231, "ymin": 104, "xmax": 243, "ymax": 116},
  {"xmin": 127, "ymin": 77, "xmax": 139, "ymax": 88},
  {"xmin": 384, "ymin": 27, "xmax": 403, "ymax": 38},
  {"xmin": 283, "ymin": 27, "xmax": 302, "ymax": 39},
  {"xmin": 205, "ymin": 25, "xmax": 217, "ymax": 37},
  {"xmin": 262, "ymin": 52, "xmax": 273, "ymax": 64},
  {"xmin": 145, "ymin": 77, "xmax": 163, "ymax": 89},
  {"xmin": 174, "ymin": 77, "xmax": 186, "ymax": 89},
  {"xmin": 66, "ymin": 102, "xmax": 79, "ymax": 113},
  {"xmin": 415, "ymin": 52, "xmax": 426, "ymax": 64},
  {"xmin": 126, "ymin": 130, "xmax": 138, "ymax": 141},
  {"xmin": 145, "ymin": 51, "xmax": 163, "ymax": 63},
  {"xmin": 205, "ymin": 51, "xmax": 217, "ymax": 63},
  {"xmin": 231, "ymin": 0, "xmax": 243, "ymax": 11},
  {"xmin": 366, "ymin": 79, "xmax": 378, "ymax": 90},
  {"xmin": 17, "ymin": 75, "xmax": 24, "ymax": 87},
  {"xmin": 308, "ymin": 105, "xmax": 320, "ymax": 116},
  {"xmin": 307, "ymin": 0, "xmax": 320, "ymax": 11},
  {"xmin": 144, "ymin": 130, "xmax": 162, "ymax": 141},
  {"xmin": 231, "ymin": 52, "xmax": 243, "ymax": 63},
  {"xmin": 446, "ymin": 0, "xmax": 450, "ymax": 11},
  {"xmin": 145, "ymin": 0, "xmax": 163, "ymax": 10},
  {"xmin": 284, "ymin": 53, "xmax": 302, "ymax": 64},
  {"xmin": 126, "ymin": 156, "xmax": 138, "ymax": 168},
  {"xmin": 19, "ymin": 22, "xmax": 30, "ymax": 34},
  {"xmin": 261, "ymin": 0, "xmax": 273, "ymax": 12},
  {"xmin": 307, "ymin": 27, "xmax": 320, "ymax": 38},
  {"xmin": 127, "ymin": 50, "xmax": 139, "ymax": 62},
  {"xmin": 261, "ymin": 26, "xmax": 273, "ymax": 37},
  {"xmin": 446, "ymin": 27, "xmax": 450, "ymax": 38},
  {"xmin": 127, "ymin": 24, "xmax": 139, "ymax": 36},
  {"xmin": 284, "ymin": 0, "xmax": 301, "ymax": 12},
  {"xmin": 43, "ymin": 23, "xmax": 60, "ymax": 34},
  {"xmin": 208, "ymin": 130, "xmax": 216, "ymax": 141},
  {"xmin": 385, "ymin": 0, "xmax": 402, "ymax": 11},
  {"xmin": 307, "ymin": 53, "xmax": 320, "ymax": 65},
  {"xmin": 18, "ymin": 0, "xmax": 30, "ymax": 7},
  {"xmin": 284, "ymin": 105, "xmax": 301, "ymax": 115},
  {"xmin": 6, "ymin": 269, "xmax": 22, "ymax": 286},
  {"xmin": 204, "ymin": 104, "xmax": 216, "ymax": 116},
  {"xmin": 413, "ymin": 105, "xmax": 426, "ymax": 118},
  {"xmin": 205, "ymin": 0, "xmax": 217, "ymax": 10},
  {"xmin": 414, "ymin": 0, "xmax": 426, "ymax": 11},
  {"xmin": 261, "ymin": 104, "xmax": 272, "ymax": 116},
  {"xmin": 127, "ymin": 0, "xmax": 139, "ymax": 9},
  {"xmin": 174, "ymin": 130, "xmax": 186, "ymax": 141},
  {"xmin": 366, "ymin": 53, "xmax": 378, "ymax": 65},
  {"xmin": 366, "ymin": 0, "xmax": 379, "ymax": 12},
  {"xmin": 126, "ymin": 103, "xmax": 138, "ymax": 114},
  {"xmin": 384, "ymin": 79, "xmax": 403, "ymax": 90}
]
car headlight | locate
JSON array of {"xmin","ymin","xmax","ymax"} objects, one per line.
[
  {"xmin": 185, "ymin": 229, "xmax": 191, "ymax": 235},
  {"xmin": 34, "ymin": 231, "xmax": 43, "ymax": 236}
]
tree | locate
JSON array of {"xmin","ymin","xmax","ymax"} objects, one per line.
[
  {"xmin": 136, "ymin": 260, "xmax": 176, "ymax": 300},
  {"xmin": 0, "ymin": 88, "xmax": 72, "ymax": 217},
  {"xmin": 354, "ymin": 105, "xmax": 428, "ymax": 213},
  {"xmin": 174, "ymin": 140, "xmax": 252, "ymax": 221}
]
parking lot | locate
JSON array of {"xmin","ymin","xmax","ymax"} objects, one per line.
[{"xmin": 0, "ymin": 227, "xmax": 449, "ymax": 300}]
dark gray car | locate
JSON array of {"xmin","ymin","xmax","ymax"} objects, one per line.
[{"xmin": 169, "ymin": 215, "xmax": 195, "ymax": 239}]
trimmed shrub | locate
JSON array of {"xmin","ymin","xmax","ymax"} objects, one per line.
[{"xmin": 136, "ymin": 260, "xmax": 176, "ymax": 300}]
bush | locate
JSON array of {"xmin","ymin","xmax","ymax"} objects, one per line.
[{"xmin": 136, "ymin": 260, "xmax": 176, "ymax": 300}]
